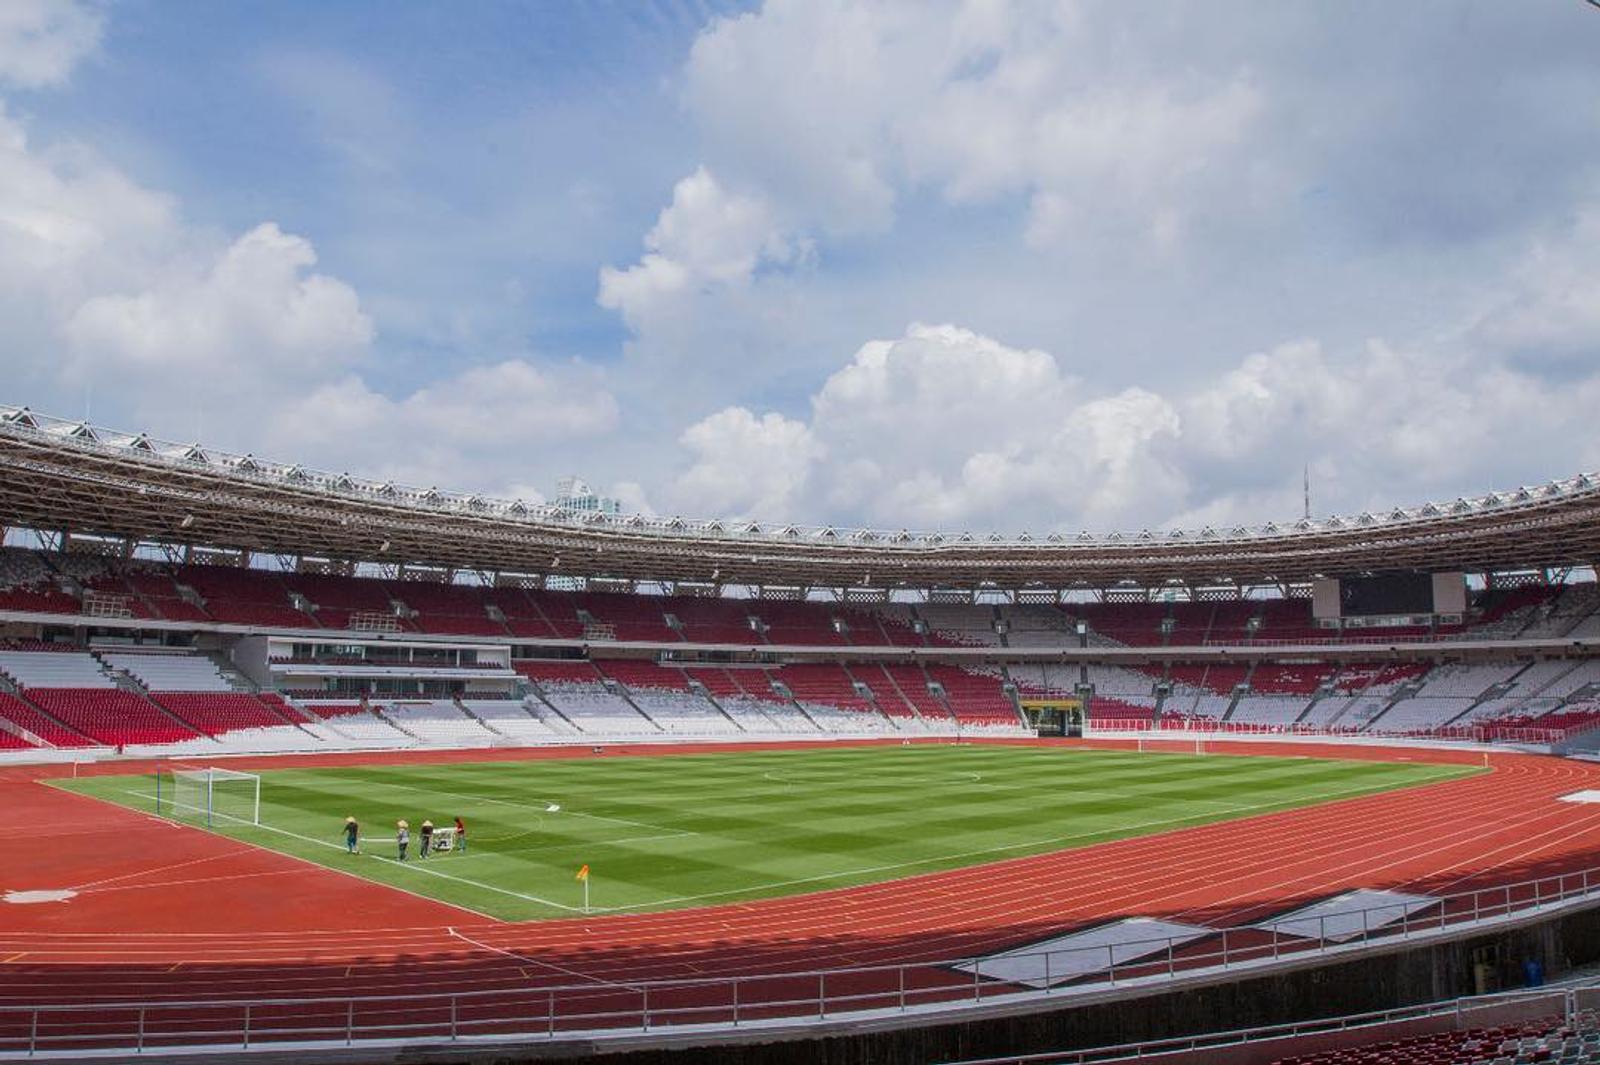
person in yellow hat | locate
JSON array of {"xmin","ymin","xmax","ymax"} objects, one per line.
[
  {"xmin": 419, "ymin": 819, "xmax": 434, "ymax": 859},
  {"xmin": 396, "ymin": 820, "xmax": 410, "ymax": 861},
  {"xmin": 343, "ymin": 816, "xmax": 359, "ymax": 854}
]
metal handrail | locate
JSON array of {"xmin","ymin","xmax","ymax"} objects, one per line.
[{"xmin": 4, "ymin": 862, "xmax": 1600, "ymax": 1056}]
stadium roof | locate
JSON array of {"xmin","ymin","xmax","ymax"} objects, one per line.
[{"xmin": 3, "ymin": 404, "xmax": 1599, "ymax": 593}]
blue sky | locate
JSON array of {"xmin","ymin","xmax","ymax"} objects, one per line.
[{"xmin": 3, "ymin": 0, "xmax": 1600, "ymax": 533}]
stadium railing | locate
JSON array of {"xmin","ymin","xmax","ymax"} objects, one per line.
[
  {"xmin": 937, "ymin": 986, "xmax": 1591, "ymax": 1065},
  {"xmin": 8, "ymin": 863, "xmax": 1600, "ymax": 1058},
  {"xmin": 1085, "ymin": 719, "xmax": 1575, "ymax": 746}
]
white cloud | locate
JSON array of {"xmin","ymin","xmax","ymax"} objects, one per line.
[
  {"xmin": 598, "ymin": 167, "xmax": 802, "ymax": 331},
  {"xmin": 0, "ymin": 0, "xmax": 101, "ymax": 89},
  {"xmin": 682, "ymin": 0, "xmax": 1263, "ymax": 246},
  {"xmin": 1468, "ymin": 208, "xmax": 1600, "ymax": 367},
  {"xmin": 672, "ymin": 406, "xmax": 820, "ymax": 519},
  {"xmin": 0, "ymin": 97, "xmax": 619, "ymax": 499},
  {"xmin": 266, "ymin": 360, "xmax": 619, "ymax": 488},
  {"xmin": 666, "ymin": 319, "xmax": 1600, "ymax": 532},
  {"xmin": 64, "ymin": 223, "xmax": 374, "ymax": 387}
]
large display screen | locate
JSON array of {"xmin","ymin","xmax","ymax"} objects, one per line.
[{"xmin": 1339, "ymin": 572, "xmax": 1435, "ymax": 616}]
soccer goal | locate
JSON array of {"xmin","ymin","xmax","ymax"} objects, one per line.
[
  {"xmin": 161, "ymin": 766, "xmax": 262, "ymax": 827},
  {"xmin": 1136, "ymin": 734, "xmax": 1206, "ymax": 755}
]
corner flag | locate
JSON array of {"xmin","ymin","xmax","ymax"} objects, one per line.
[{"xmin": 576, "ymin": 864, "xmax": 589, "ymax": 881}]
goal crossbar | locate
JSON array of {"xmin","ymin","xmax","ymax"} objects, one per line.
[{"xmin": 164, "ymin": 766, "xmax": 262, "ymax": 827}]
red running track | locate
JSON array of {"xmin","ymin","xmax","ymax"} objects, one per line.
[{"xmin": 4, "ymin": 739, "xmax": 1600, "ymax": 1034}]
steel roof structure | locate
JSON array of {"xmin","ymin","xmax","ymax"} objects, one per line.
[{"xmin": 3, "ymin": 404, "xmax": 1599, "ymax": 593}]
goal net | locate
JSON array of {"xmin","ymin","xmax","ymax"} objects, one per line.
[
  {"xmin": 1136, "ymin": 735, "xmax": 1206, "ymax": 755},
  {"xmin": 162, "ymin": 766, "xmax": 262, "ymax": 827}
]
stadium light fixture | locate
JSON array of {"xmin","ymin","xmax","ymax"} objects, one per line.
[{"xmin": 178, "ymin": 514, "xmax": 194, "ymax": 529}]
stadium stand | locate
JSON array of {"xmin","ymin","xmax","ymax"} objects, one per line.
[{"xmin": 594, "ymin": 660, "xmax": 736, "ymax": 732}]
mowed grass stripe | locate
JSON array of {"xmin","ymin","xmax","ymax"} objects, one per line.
[{"xmin": 55, "ymin": 746, "xmax": 1471, "ymax": 921}]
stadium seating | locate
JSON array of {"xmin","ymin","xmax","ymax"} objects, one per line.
[
  {"xmin": 666, "ymin": 597, "xmax": 764, "ymax": 645},
  {"xmin": 776, "ymin": 663, "xmax": 892, "ymax": 731},
  {"xmin": 0, "ymin": 692, "xmax": 94, "ymax": 746},
  {"xmin": 388, "ymin": 580, "xmax": 508, "ymax": 637},
  {"xmin": 380, "ymin": 700, "xmax": 496, "ymax": 745},
  {"xmin": 177, "ymin": 565, "xmax": 318, "ymax": 628},
  {"xmin": 305, "ymin": 703, "xmax": 413, "ymax": 744},
  {"xmin": 758, "ymin": 601, "xmax": 849, "ymax": 646},
  {"xmin": 100, "ymin": 651, "xmax": 234, "ymax": 692},
  {"xmin": 518, "ymin": 660, "xmax": 658, "ymax": 733},
  {"xmin": 683, "ymin": 667, "xmax": 811, "ymax": 732},
  {"xmin": 923, "ymin": 665, "xmax": 1021, "ymax": 729},
  {"xmin": 0, "ymin": 548, "xmax": 80, "ymax": 615},
  {"xmin": 1272, "ymin": 1016, "xmax": 1589, "ymax": 1065},
  {"xmin": 462, "ymin": 699, "xmax": 561, "ymax": 740},
  {"xmin": 595, "ymin": 661, "xmax": 736, "ymax": 732},
  {"xmin": 26, "ymin": 689, "xmax": 202, "ymax": 746}
]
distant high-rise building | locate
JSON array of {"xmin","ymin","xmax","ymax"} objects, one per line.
[{"xmin": 554, "ymin": 476, "xmax": 622, "ymax": 516}]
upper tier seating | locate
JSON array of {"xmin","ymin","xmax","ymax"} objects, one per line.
[
  {"xmin": 853, "ymin": 606, "xmax": 928, "ymax": 647},
  {"xmin": 280, "ymin": 572, "xmax": 403, "ymax": 631},
  {"xmin": 759, "ymin": 601, "xmax": 848, "ymax": 646},
  {"xmin": 997, "ymin": 604, "xmax": 1077, "ymax": 648},
  {"xmin": 667, "ymin": 597, "xmax": 764, "ymax": 645},
  {"xmin": 390, "ymin": 580, "xmax": 508, "ymax": 637},
  {"xmin": 916, "ymin": 603, "xmax": 1001, "ymax": 647},
  {"xmin": 0, "ymin": 548, "xmax": 78, "ymax": 615},
  {"xmin": 177, "ymin": 565, "xmax": 318, "ymax": 629}
]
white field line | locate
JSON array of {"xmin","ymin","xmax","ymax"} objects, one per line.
[
  {"xmin": 586, "ymin": 774, "xmax": 1461, "ymax": 914},
  {"xmin": 105, "ymin": 786, "xmax": 504, "ymax": 922},
  {"xmin": 446, "ymin": 927, "xmax": 640, "ymax": 991},
  {"xmin": 100, "ymin": 765, "xmax": 1455, "ymax": 921},
  {"xmin": 70, "ymin": 852, "xmax": 239, "ymax": 892}
]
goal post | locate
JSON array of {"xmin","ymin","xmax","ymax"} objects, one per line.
[
  {"xmin": 162, "ymin": 766, "xmax": 262, "ymax": 827},
  {"xmin": 1136, "ymin": 734, "xmax": 1206, "ymax": 756}
]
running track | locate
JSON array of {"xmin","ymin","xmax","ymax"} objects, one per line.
[{"xmin": 4, "ymin": 739, "xmax": 1600, "ymax": 1041}]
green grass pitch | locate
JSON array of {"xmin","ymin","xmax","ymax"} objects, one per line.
[{"xmin": 56, "ymin": 745, "xmax": 1471, "ymax": 922}]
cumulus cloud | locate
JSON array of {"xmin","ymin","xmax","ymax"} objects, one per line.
[
  {"xmin": 672, "ymin": 406, "xmax": 821, "ymax": 519},
  {"xmin": 0, "ymin": 0, "xmax": 101, "ymax": 89},
  {"xmin": 64, "ymin": 223, "xmax": 374, "ymax": 387},
  {"xmin": 666, "ymin": 319, "xmax": 1600, "ymax": 532},
  {"xmin": 598, "ymin": 167, "xmax": 803, "ymax": 332},
  {"xmin": 0, "ymin": 92, "xmax": 619, "ymax": 499}
]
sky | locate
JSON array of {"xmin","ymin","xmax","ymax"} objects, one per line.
[{"xmin": 2, "ymin": 0, "xmax": 1599, "ymax": 535}]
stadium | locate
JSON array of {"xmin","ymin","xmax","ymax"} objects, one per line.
[{"xmin": 3, "ymin": 403, "xmax": 1600, "ymax": 1065}]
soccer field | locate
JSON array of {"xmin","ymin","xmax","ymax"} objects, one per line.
[{"xmin": 56, "ymin": 744, "xmax": 1471, "ymax": 922}]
